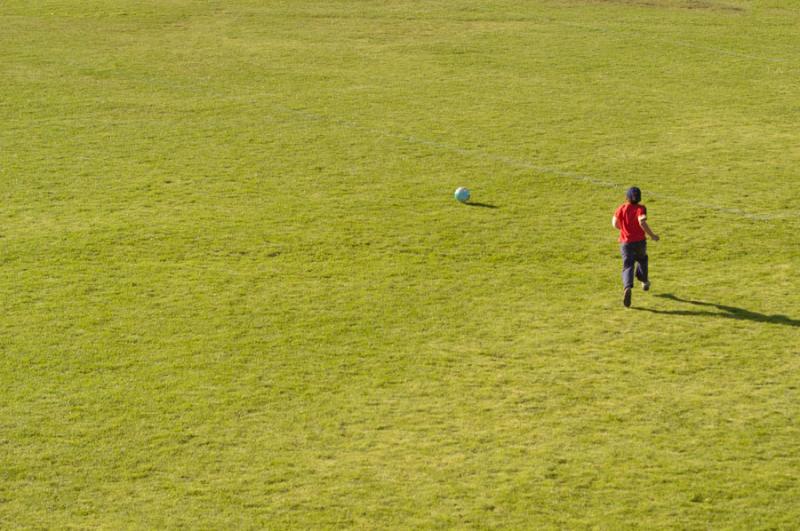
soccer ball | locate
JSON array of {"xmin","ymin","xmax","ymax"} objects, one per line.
[{"xmin": 454, "ymin": 187, "xmax": 470, "ymax": 203}]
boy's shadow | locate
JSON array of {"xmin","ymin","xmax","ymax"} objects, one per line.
[{"xmin": 633, "ymin": 293, "xmax": 800, "ymax": 328}]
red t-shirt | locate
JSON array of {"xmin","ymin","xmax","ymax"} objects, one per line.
[{"xmin": 615, "ymin": 203, "xmax": 647, "ymax": 243}]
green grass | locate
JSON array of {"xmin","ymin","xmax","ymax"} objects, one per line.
[{"xmin": 2, "ymin": 0, "xmax": 799, "ymax": 527}]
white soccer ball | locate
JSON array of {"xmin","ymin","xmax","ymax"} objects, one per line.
[{"xmin": 454, "ymin": 187, "xmax": 470, "ymax": 203}]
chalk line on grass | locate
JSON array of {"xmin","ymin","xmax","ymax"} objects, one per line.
[{"xmin": 273, "ymin": 105, "xmax": 798, "ymax": 222}]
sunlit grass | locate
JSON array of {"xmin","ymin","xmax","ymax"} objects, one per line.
[{"xmin": 1, "ymin": 0, "xmax": 798, "ymax": 527}]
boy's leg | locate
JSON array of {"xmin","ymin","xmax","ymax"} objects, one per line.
[
  {"xmin": 621, "ymin": 244, "xmax": 636, "ymax": 289},
  {"xmin": 634, "ymin": 241, "xmax": 648, "ymax": 281},
  {"xmin": 635, "ymin": 256, "xmax": 648, "ymax": 282},
  {"xmin": 635, "ymin": 242, "xmax": 650, "ymax": 290}
]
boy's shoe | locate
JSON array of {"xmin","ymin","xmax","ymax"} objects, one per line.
[
  {"xmin": 623, "ymin": 288, "xmax": 632, "ymax": 307},
  {"xmin": 642, "ymin": 281, "xmax": 651, "ymax": 291}
]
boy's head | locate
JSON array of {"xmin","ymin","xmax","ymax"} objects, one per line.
[{"xmin": 626, "ymin": 186, "xmax": 642, "ymax": 204}]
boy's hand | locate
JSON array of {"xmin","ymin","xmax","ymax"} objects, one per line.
[{"xmin": 651, "ymin": 234, "xmax": 660, "ymax": 242}]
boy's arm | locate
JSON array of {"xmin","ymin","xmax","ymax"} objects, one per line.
[
  {"xmin": 639, "ymin": 218, "xmax": 660, "ymax": 241},
  {"xmin": 612, "ymin": 216, "xmax": 619, "ymax": 229}
]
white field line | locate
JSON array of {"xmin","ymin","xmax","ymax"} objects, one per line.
[{"xmin": 274, "ymin": 105, "xmax": 799, "ymax": 222}]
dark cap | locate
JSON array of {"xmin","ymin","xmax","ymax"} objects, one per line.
[{"xmin": 626, "ymin": 187, "xmax": 642, "ymax": 204}]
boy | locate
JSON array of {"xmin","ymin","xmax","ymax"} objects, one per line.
[{"xmin": 612, "ymin": 187, "xmax": 660, "ymax": 307}]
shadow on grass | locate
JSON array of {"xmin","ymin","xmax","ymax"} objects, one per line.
[
  {"xmin": 631, "ymin": 293, "xmax": 800, "ymax": 328},
  {"xmin": 465, "ymin": 202, "xmax": 499, "ymax": 209}
]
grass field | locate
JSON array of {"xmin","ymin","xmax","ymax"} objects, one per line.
[{"xmin": 2, "ymin": 0, "xmax": 799, "ymax": 527}]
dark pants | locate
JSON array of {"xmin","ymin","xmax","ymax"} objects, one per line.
[{"xmin": 621, "ymin": 240, "xmax": 648, "ymax": 289}]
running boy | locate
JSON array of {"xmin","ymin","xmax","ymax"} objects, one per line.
[{"xmin": 612, "ymin": 187, "xmax": 660, "ymax": 307}]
